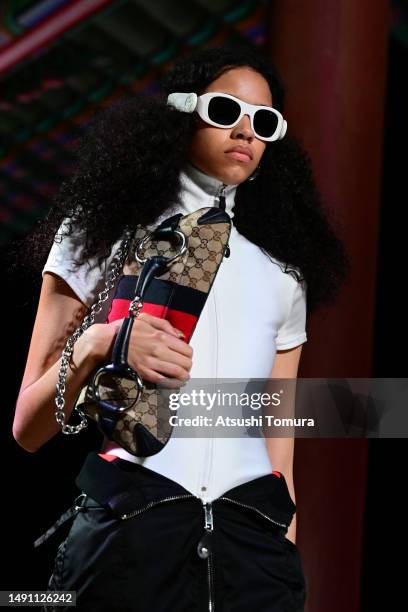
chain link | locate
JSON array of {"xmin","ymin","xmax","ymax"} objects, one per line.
[{"xmin": 55, "ymin": 229, "xmax": 135, "ymax": 434}]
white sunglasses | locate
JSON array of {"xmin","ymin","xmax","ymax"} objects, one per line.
[{"xmin": 167, "ymin": 91, "xmax": 287, "ymax": 142}]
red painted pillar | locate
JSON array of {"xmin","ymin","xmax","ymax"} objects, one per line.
[{"xmin": 267, "ymin": 2, "xmax": 390, "ymax": 611}]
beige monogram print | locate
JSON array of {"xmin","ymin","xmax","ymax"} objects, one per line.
[
  {"xmin": 77, "ymin": 206, "xmax": 231, "ymax": 457},
  {"xmin": 124, "ymin": 208, "xmax": 229, "ymax": 293}
]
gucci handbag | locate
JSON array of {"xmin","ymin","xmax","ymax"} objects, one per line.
[{"xmin": 54, "ymin": 206, "xmax": 232, "ymax": 457}]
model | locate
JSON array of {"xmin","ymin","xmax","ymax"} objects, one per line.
[{"xmin": 13, "ymin": 44, "xmax": 349, "ymax": 612}]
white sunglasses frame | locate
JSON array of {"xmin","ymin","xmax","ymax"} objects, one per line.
[{"xmin": 167, "ymin": 91, "xmax": 287, "ymax": 142}]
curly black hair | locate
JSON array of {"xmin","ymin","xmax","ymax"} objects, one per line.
[{"xmin": 9, "ymin": 43, "xmax": 349, "ymax": 314}]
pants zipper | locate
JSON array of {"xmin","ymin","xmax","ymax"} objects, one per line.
[
  {"xmin": 217, "ymin": 496, "xmax": 288, "ymax": 530},
  {"xmin": 197, "ymin": 500, "xmax": 215, "ymax": 612},
  {"xmin": 118, "ymin": 493, "xmax": 286, "ymax": 611},
  {"xmin": 121, "ymin": 494, "xmax": 216, "ymax": 611},
  {"xmin": 120, "ymin": 493, "xmax": 197, "ymax": 520}
]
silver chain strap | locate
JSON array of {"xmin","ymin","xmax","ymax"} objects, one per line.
[{"xmin": 54, "ymin": 229, "xmax": 135, "ymax": 434}]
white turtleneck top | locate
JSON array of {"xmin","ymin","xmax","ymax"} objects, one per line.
[{"xmin": 42, "ymin": 161, "xmax": 307, "ymax": 502}]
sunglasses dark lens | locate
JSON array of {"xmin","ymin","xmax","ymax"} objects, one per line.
[
  {"xmin": 253, "ymin": 109, "xmax": 279, "ymax": 138},
  {"xmin": 208, "ymin": 96, "xmax": 241, "ymax": 125},
  {"xmin": 93, "ymin": 370, "xmax": 140, "ymax": 410}
]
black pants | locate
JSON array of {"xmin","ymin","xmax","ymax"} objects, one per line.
[{"xmin": 38, "ymin": 452, "xmax": 307, "ymax": 611}]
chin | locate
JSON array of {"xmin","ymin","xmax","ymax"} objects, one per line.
[{"xmin": 221, "ymin": 166, "xmax": 251, "ymax": 185}]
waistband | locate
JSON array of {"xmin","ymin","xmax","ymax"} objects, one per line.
[
  {"xmin": 76, "ymin": 452, "xmax": 297, "ymax": 528},
  {"xmin": 34, "ymin": 451, "xmax": 297, "ymax": 549}
]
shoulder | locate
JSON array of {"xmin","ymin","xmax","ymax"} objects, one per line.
[
  {"xmin": 260, "ymin": 252, "xmax": 308, "ymax": 351},
  {"xmin": 259, "ymin": 248, "xmax": 306, "ymax": 302},
  {"xmin": 42, "ymin": 218, "xmax": 125, "ymax": 319}
]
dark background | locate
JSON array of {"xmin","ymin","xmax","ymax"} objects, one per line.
[
  {"xmin": 0, "ymin": 1, "xmax": 406, "ymax": 610},
  {"xmin": 361, "ymin": 34, "xmax": 408, "ymax": 611}
]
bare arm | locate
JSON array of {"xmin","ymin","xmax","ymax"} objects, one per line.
[
  {"xmin": 13, "ymin": 272, "xmax": 193, "ymax": 453},
  {"xmin": 12, "ymin": 273, "xmax": 108, "ymax": 452},
  {"xmin": 265, "ymin": 344, "xmax": 303, "ymax": 544}
]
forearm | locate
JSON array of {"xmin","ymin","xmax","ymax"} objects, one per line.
[
  {"xmin": 267, "ymin": 347, "xmax": 302, "ymax": 544},
  {"xmin": 265, "ymin": 440, "xmax": 297, "ymax": 544},
  {"xmin": 286, "ymin": 511, "xmax": 296, "ymax": 544},
  {"xmin": 284, "ymin": 475, "xmax": 297, "ymax": 544},
  {"xmin": 13, "ymin": 336, "xmax": 99, "ymax": 453},
  {"xmin": 265, "ymin": 436, "xmax": 298, "ymax": 544}
]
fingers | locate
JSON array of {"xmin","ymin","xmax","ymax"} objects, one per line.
[
  {"xmin": 110, "ymin": 313, "xmax": 193, "ymax": 385},
  {"xmin": 139, "ymin": 367, "xmax": 187, "ymax": 388},
  {"xmin": 150, "ymin": 342, "xmax": 192, "ymax": 370},
  {"xmin": 143, "ymin": 357, "xmax": 190, "ymax": 382},
  {"xmin": 151, "ymin": 343, "xmax": 192, "ymax": 376},
  {"xmin": 150, "ymin": 331, "xmax": 193, "ymax": 359},
  {"xmin": 138, "ymin": 312, "xmax": 185, "ymax": 339}
]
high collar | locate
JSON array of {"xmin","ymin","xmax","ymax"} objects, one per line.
[{"xmin": 179, "ymin": 161, "xmax": 239, "ymax": 219}]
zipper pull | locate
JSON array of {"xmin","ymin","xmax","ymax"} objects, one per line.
[
  {"xmin": 204, "ymin": 502, "xmax": 214, "ymax": 531},
  {"xmin": 215, "ymin": 183, "xmax": 231, "ymax": 258},
  {"xmin": 216, "ymin": 183, "xmax": 227, "ymax": 211},
  {"xmin": 197, "ymin": 502, "xmax": 213, "ymax": 559}
]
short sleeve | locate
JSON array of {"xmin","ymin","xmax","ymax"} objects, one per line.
[
  {"xmin": 275, "ymin": 278, "xmax": 308, "ymax": 350},
  {"xmin": 42, "ymin": 217, "xmax": 124, "ymax": 322}
]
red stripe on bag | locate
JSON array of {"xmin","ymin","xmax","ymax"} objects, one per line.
[
  {"xmin": 272, "ymin": 471, "xmax": 282, "ymax": 477},
  {"xmin": 107, "ymin": 298, "xmax": 198, "ymax": 342}
]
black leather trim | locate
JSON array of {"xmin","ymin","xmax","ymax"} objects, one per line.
[{"xmin": 197, "ymin": 208, "xmax": 231, "ymax": 225}]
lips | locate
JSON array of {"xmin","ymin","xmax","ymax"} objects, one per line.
[{"xmin": 225, "ymin": 146, "xmax": 253, "ymax": 162}]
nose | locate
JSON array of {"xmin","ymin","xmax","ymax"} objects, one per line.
[{"xmin": 230, "ymin": 113, "xmax": 254, "ymax": 141}]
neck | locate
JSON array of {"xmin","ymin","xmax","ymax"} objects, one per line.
[{"xmin": 179, "ymin": 161, "xmax": 239, "ymax": 219}]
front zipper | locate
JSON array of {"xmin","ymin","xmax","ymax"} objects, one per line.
[
  {"xmin": 118, "ymin": 493, "xmax": 286, "ymax": 612},
  {"xmin": 120, "ymin": 494, "xmax": 197, "ymax": 520},
  {"xmin": 197, "ymin": 501, "xmax": 215, "ymax": 612},
  {"xmin": 215, "ymin": 182, "xmax": 227, "ymax": 211},
  {"xmin": 215, "ymin": 183, "xmax": 230, "ymax": 258},
  {"xmin": 121, "ymin": 494, "xmax": 216, "ymax": 611},
  {"xmin": 217, "ymin": 496, "xmax": 288, "ymax": 530}
]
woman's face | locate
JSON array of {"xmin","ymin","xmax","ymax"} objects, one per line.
[{"xmin": 187, "ymin": 66, "xmax": 272, "ymax": 185}]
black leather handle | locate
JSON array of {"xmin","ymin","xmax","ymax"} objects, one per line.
[
  {"xmin": 110, "ymin": 255, "xmax": 169, "ymax": 368},
  {"xmin": 133, "ymin": 255, "xmax": 169, "ymax": 301},
  {"xmin": 151, "ymin": 213, "xmax": 182, "ymax": 239},
  {"xmin": 111, "ymin": 317, "xmax": 134, "ymax": 367}
]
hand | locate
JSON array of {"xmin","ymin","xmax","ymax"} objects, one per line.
[{"xmin": 84, "ymin": 313, "xmax": 193, "ymax": 386}]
